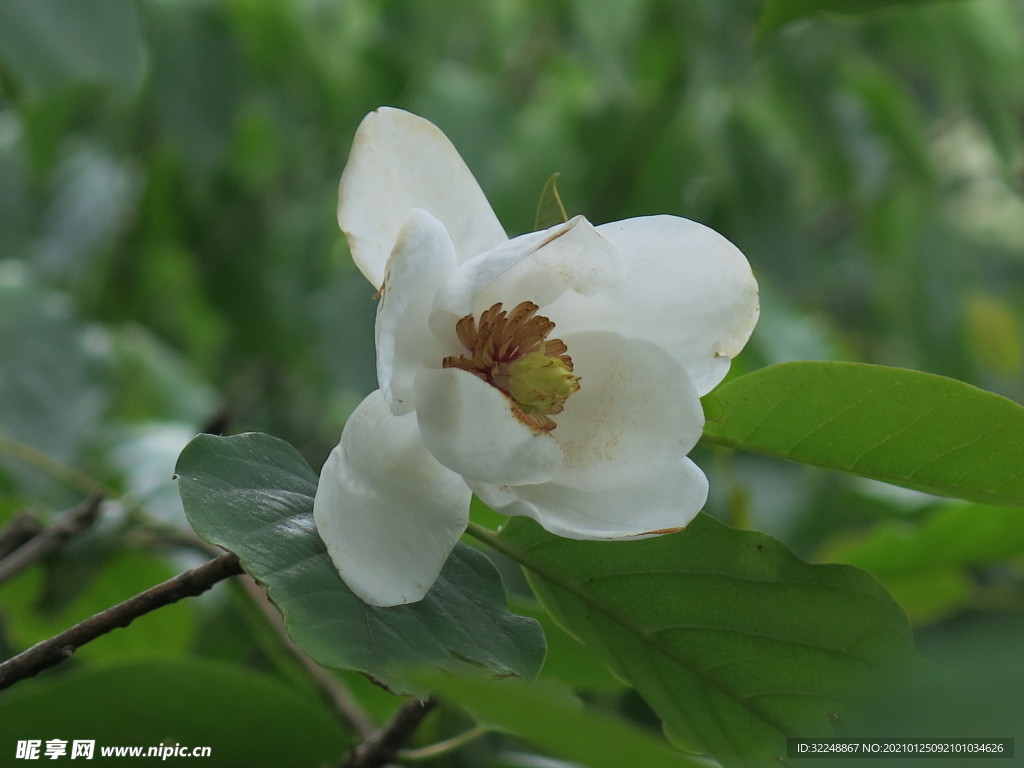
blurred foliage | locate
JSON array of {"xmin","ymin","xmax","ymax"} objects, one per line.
[{"xmin": 1, "ymin": 0, "xmax": 1023, "ymax": 766}]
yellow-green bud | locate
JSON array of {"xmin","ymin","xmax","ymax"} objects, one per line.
[{"xmin": 506, "ymin": 350, "xmax": 580, "ymax": 414}]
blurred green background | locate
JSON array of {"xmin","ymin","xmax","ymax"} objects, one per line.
[{"xmin": 1, "ymin": 0, "xmax": 1023, "ymax": 765}]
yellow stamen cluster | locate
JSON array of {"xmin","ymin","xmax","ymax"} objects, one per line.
[{"xmin": 443, "ymin": 301, "xmax": 580, "ymax": 432}]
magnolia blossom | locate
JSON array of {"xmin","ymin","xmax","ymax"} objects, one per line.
[{"xmin": 314, "ymin": 107, "xmax": 759, "ymax": 606}]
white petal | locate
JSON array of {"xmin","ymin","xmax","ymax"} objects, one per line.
[
  {"xmin": 470, "ymin": 214, "xmax": 625, "ymax": 314},
  {"xmin": 544, "ymin": 215, "xmax": 759, "ymax": 396},
  {"xmin": 414, "ymin": 367, "xmax": 562, "ymax": 485},
  {"xmin": 338, "ymin": 108, "xmax": 507, "ymax": 289},
  {"xmin": 376, "ymin": 210, "xmax": 458, "ymax": 415},
  {"xmin": 313, "ymin": 390, "xmax": 471, "ymax": 607},
  {"xmin": 473, "ymin": 457, "xmax": 707, "ymax": 540},
  {"xmin": 550, "ymin": 331, "xmax": 705, "ymax": 491},
  {"xmin": 428, "ymin": 217, "xmax": 583, "ymax": 347}
]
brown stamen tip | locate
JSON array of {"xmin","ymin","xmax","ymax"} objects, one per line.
[{"xmin": 443, "ymin": 301, "xmax": 578, "ymax": 431}]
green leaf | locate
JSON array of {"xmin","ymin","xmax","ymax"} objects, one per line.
[
  {"xmin": 533, "ymin": 172, "xmax": 569, "ymax": 231},
  {"xmin": 0, "ymin": 262, "xmax": 109, "ymax": 500},
  {"xmin": 826, "ymin": 503, "xmax": 1024, "ymax": 576},
  {"xmin": 0, "ymin": 658, "xmax": 348, "ymax": 766},
  {"xmin": 853, "ymin": 615, "xmax": 1024, "ymax": 762},
  {"xmin": 489, "ymin": 515, "xmax": 919, "ymax": 768},
  {"xmin": 175, "ymin": 432, "xmax": 544, "ymax": 694},
  {"xmin": 702, "ymin": 362, "xmax": 1024, "ymax": 507},
  {"xmin": 758, "ymin": 0, "xmax": 941, "ymax": 35},
  {"xmin": 412, "ymin": 674, "xmax": 706, "ymax": 768},
  {"xmin": 0, "ymin": 0, "xmax": 147, "ymax": 98},
  {"xmin": 509, "ymin": 598, "xmax": 624, "ymax": 692},
  {"xmin": 823, "ymin": 503, "xmax": 1024, "ymax": 622}
]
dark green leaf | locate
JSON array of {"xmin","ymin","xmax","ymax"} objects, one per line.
[
  {"xmin": 175, "ymin": 432, "xmax": 544, "ymax": 694},
  {"xmin": 0, "ymin": 659, "xmax": 348, "ymax": 766},
  {"xmin": 702, "ymin": 362, "xmax": 1024, "ymax": 507},
  {"xmin": 492, "ymin": 515, "xmax": 919, "ymax": 768}
]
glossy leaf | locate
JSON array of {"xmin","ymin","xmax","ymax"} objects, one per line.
[
  {"xmin": 0, "ymin": 659, "xmax": 347, "ymax": 766},
  {"xmin": 702, "ymin": 362, "xmax": 1024, "ymax": 507},
  {"xmin": 492, "ymin": 515, "xmax": 919, "ymax": 768},
  {"xmin": 175, "ymin": 432, "xmax": 544, "ymax": 694},
  {"xmin": 413, "ymin": 673, "xmax": 706, "ymax": 768}
]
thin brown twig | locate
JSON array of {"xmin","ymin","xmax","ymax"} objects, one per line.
[
  {"xmin": 0, "ymin": 552, "xmax": 243, "ymax": 691},
  {"xmin": 237, "ymin": 574, "xmax": 377, "ymax": 739},
  {"xmin": 0, "ymin": 493, "xmax": 104, "ymax": 586},
  {"xmin": 0, "ymin": 512, "xmax": 44, "ymax": 560},
  {"xmin": 342, "ymin": 698, "xmax": 439, "ymax": 768}
]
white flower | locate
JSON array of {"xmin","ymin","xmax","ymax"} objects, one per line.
[{"xmin": 314, "ymin": 107, "xmax": 759, "ymax": 606}]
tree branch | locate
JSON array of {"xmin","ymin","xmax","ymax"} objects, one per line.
[
  {"xmin": 342, "ymin": 697, "xmax": 438, "ymax": 768},
  {"xmin": 0, "ymin": 493, "xmax": 104, "ymax": 586},
  {"xmin": 0, "ymin": 552, "xmax": 243, "ymax": 691},
  {"xmin": 0, "ymin": 512, "xmax": 44, "ymax": 560},
  {"xmin": 237, "ymin": 574, "xmax": 377, "ymax": 739}
]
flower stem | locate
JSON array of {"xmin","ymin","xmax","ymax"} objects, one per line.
[{"xmin": 464, "ymin": 520, "xmax": 511, "ymax": 556}]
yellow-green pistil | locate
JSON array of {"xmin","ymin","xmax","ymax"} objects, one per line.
[{"xmin": 443, "ymin": 301, "xmax": 580, "ymax": 432}]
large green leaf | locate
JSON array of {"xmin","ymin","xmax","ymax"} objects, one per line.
[
  {"xmin": 0, "ymin": 658, "xmax": 347, "ymax": 767},
  {"xmin": 702, "ymin": 362, "xmax": 1024, "ymax": 507},
  {"xmin": 413, "ymin": 674, "xmax": 706, "ymax": 768},
  {"xmin": 175, "ymin": 432, "xmax": 544, "ymax": 694},
  {"xmin": 490, "ymin": 515, "xmax": 919, "ymax": 768}
]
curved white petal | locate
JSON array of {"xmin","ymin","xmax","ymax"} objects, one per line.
[
  {"xmin": 338, "ymin": 107, "xmax": 506, "ymax": 288},
  {"xmin": 313, "ymin": 390, "xmax": 471, "ymax": 607},
  {"xmin": 473, "ymin": 457, "xmax": 707, "ymax": 540},
  {"xmin": 472, "ymin": 214, "xmax": 624, "ymax": 313},
  {"xmin": 550, "ymin": 331, "xmax": 705, "ymax": 491},
  {"xmin": 414, "ymin": 367, "xmax": 562, "ymax": 485},
  {"xmin": 543, "ymin": 215, "xmax": 759, "ymax": 396},
  {"xmin": 376, "ymin": 209, "xmax": 458, "ymax": 415},
  {"xmin": 428, "ymin": 217, "xmax": 579, "ymax": 347}
]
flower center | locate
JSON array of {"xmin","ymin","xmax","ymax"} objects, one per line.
[{"xmin": 442, "ymin": 301, "xmax": 580, "ymax": 432}]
